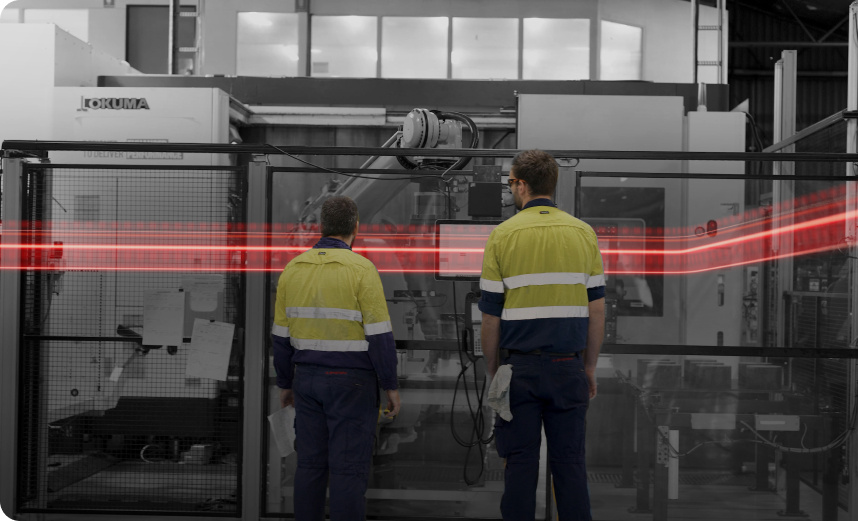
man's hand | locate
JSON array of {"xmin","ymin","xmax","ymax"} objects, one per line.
[
  {"xmin": 383, "ymin": 389, "xmax": 401, "ymax": 418},
  {"xmin": 585, "ymin": 368, "xmax": 597, "ymax": 399},
  {"xmin": 280, "ymin": 388, "xmax": 293, "ymax": 408}
]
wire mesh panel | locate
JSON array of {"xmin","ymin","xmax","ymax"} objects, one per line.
[
  {"xmin": 17, "ymin": 165, "xmax": 246, "ymax": 515},
  {"xmin": 789, "ymin": 119, "xmax": 852, "ymax": 509}
]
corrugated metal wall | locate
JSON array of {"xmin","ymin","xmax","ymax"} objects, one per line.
[{"xmin": 728, "ymin": 2, "xmax": 848, "ymax": 149}]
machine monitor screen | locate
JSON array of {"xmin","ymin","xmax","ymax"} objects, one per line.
[{"xmin": 435, "ymin": 219, "xmax": 504, "ymax": 281}]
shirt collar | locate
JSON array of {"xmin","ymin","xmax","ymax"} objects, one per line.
[
  {"xmin": 314, "ymin": 237, "xmax": 351, "ymax": 249},
  {"xmin": 522, "ymin": 198, "xmax": 557, "ymax": 210}
]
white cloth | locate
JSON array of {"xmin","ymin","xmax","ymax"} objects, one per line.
[{"xmin": 488, "ymin": 364, "xmax": 514, "ymax": 421}]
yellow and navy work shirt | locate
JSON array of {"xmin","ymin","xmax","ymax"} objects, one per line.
[
  {"xmin": 271, "ymin": 237, "xmax": 398, "ymax": 390},
  {"xmin": 478, "ymin": 199, "xmax": 605, "ymax": 353}
]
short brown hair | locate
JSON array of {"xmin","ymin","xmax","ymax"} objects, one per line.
[
  {"xmin": 321, "ymin": 196, "xmax": 359, "ymax": 237},
  {"xmin": 511, "ymin": 149, "xmax": 558, "ymax": 197}
]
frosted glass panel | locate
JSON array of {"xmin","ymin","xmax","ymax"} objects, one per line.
[
  {"xmin": 381, "ymin": 17, "xmax": 448, "ymax": 79},
  {"xmin": 236, "ymin": 12, "xmax": 299, "ymax": 77},
  {"xmin": 600, "ymin": 20, "xmax": 642, "ymax": 80},
  {"xmin": 24, "ymin": 9, "xmax": 89, "ymax": 42},
  {"xmin": 522, "ymin": 18, "xmax": 589, "ymax": 80},
  {"xmin": 452, "ymin": 17, "xmax": 518, "ymax": 79},
  {"xmin": 311, "ymin": 15, "xmax": 377, "ymax": 77}
]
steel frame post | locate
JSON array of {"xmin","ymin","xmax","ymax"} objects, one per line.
[
  {"xmin": 242, "ymin": 160, "xmax": 269, "ymax": 520},
  {"xmin": 0, "ymin": 158, "xmax": 23, "ymax": 518},
  {"xmin": 773, "ymin": 50, "xmax": 797, "ymax": 350},
  {"xmin": 847, "ymin": 4, "xmax": 858, "ymax": 519}
]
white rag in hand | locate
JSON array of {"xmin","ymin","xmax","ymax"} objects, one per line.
[{"xmin": 487, "ymin": 364, "xmax": 513, "ymax": 421}]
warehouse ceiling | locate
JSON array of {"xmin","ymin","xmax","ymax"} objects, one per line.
[{"xmin": 733, "ymin": 0, "xmax": 851, "ymax": 38}]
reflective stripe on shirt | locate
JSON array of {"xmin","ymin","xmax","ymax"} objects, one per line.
[
  {"xmin": 587, "ymin": 274, "xmax": 606, "ymax": 288},
  {"xmin": 480, "ymin": 278, "xmax": 504, "ymax": 293},
  {"xmin": 501, "ymin": 305, "xmax": 589, "ymax": 321},
  {"xmin": 286, "ymin": 307, "xmax": 363, "ymax": 322},
  {"xmin": 271, "ymin": 324, "xmax": 290, "ymax": 337},
  {"xmin": 291, "ymin": 337, "xmax": 369, "ymax": 352},
  {"xmin": 503, "ymin": 272, "xmax": 588, "ymax": 289},
  {"xmin": 364, "ymin": 320, "xmax": 393, "ymax": 336}
]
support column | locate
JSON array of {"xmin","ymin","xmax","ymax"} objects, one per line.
[
  {"xmin": 242, "ymin": 160, "xmax": 269, "ymax": 519},
  {"xmin": 0, "ymin": 158, "xmax": 23, "ymax": 518},
  {"xmin": 630, "ymin": 399, "xmax": 652, "ymax": 514},
  {"xmin": 652, "ymin": 413, "xmax": 671, "ymax": 521},
  {"xmin": 778, "ymin": 433, "xmax": 806, "ymax": 517},
  {"xmin": 847, "ymin": 4, "xmax": 858, "ymax": 520},
  {"xmin": 618, "ymin": 383, "xmax": 636, "ymax": 488},
  {"xmin": 168, "ymin": 0, "xmax": 181, "ymax": 74},
  {"xmin": 772, "ymin": 50, "xmax": 797, "ymax": 349}
]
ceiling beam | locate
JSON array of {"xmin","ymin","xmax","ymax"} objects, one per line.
[
  {"xmin": 818, "ymin": 15, "xmax": 848, "ymax": 43},
  {"xmin": 779, "ymin": 0, "xmax": 817, "ymax": 42},
  {"xmin": 730, "ymin": 41, "xmax": 846, "ymax": 47}
]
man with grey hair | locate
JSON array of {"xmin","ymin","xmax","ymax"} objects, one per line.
[{"xmin": 272, "ymin": 195, "xmax": 400, "ymax": 520}]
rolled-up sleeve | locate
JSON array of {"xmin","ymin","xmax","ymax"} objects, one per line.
[
  {"xmin": 478, "ymin": 230, "xmax": 504, "ymax": 316},
  {"xmin": 359, "ymin": 267, "xmax": 398, "ymax": 390},
  {"xmin": 367, "ymin": 331, "xmax": 397, "ymax": 390},
  {"xmin": 587, "ymin": 229, "xmax": 606, "ymax": 302},
  {"xmin": 271, "ymin": 331, "xmax": 294, "ymax": 389},
  {"xmin": 272, "ymin": 270, "xmax": 294, "ymax": 388}
]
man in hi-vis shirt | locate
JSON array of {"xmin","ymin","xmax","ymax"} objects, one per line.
[
  {"xmin": 272, "ymin": 196, "xmax": 400, "ymax": 521},
  {"xmin": 480, "ymin": 150, "xmax": 605, "ymax": 521}
]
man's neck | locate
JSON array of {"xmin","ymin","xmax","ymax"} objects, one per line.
[
  {"xmin": 327, "ymin": 235, "xmax": 354, "ymax": 247},
  {"xmin": 520, "ymin": 194, "xmax": 552, "ymax": 208}
]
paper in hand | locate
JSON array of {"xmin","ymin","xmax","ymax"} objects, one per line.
[{"xmin": 267, "ymin": 405, "xmax": 297, "ymax": 457}]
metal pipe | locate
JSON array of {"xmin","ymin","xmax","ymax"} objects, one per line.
[
  {"xmin": 693, "ymin": 0, "xmax": 699, "ymax": 84},
  {"xmin": 763, "ymin": 110, "xmax": 846, "ymax": 153},
  {"xmin": 168, "ymin": 0, "xmax": 181, "ymax": 74}
]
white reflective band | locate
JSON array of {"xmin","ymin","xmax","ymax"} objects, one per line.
[
  {"xmin": 364, "ymin": 321, "xmax": 393, "ymax": 336},
  {"xmin": 587, "ymin": 274, "xmax": 606, "ymax": 288},
  {"xmin": 271, "ymin": 324, "xmax": 290, "ymax": 337},
  {"xmin": 291, "ymin": 337, "xmax": 369, "ymax": 352},
  {"xmin": 503, "ymin": 272, "xmax": 587, "ymax": 289},
  {"xmin": 501, "ymin": 306, "xmax": 589, "ymax": 321},
  {"xmin": 480, "ymin": 278, "xmax": 504, "ymax": 293},
  {"xmin": 286, "ymin": 307, "xmax": 363, "ymax": 322}
]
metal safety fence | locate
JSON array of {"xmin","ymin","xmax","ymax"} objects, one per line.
[
  {"xmin": 14, "ymin": 164, "xmax": 246, "ymax": 515},
  {"xmin": 2, "ymin": 140, "xmax": 858, "ymax": 521}
]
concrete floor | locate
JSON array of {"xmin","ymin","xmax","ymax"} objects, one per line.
[{"xmin": 35, "ymin": 455, "xmax": 851, "ymax": 520}]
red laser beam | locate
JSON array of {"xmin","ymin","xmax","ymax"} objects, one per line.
[{"xmin": 0, "ymin": 188, "xmax": 851, "ymax": 275}]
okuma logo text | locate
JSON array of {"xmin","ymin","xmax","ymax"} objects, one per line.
[{"xmin": 78, "ymin": 97, "xmax": 150, "ymax": 111}]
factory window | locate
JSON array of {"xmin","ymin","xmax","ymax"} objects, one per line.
[
  {"xmin": 381, "ymin": 16, "xmax": 448, "ymax": 79},
  {"xmin": 522, "ymin": 18, "xmax": 590, "ymax": 80},
  {"xmin": 236, "ymin": 12, "xmax": 300, "ymax": 77},
  {"xmin": 21, "ymin": 9, "xmax": 89, "ymax": 42},
  {"xmin": 600, "ymin": 20, "xmax": 642, "ymax": 80},
  {"xmin": 451, "ymin": 17, "xmax": 518, "ymax": 79},
  {"xmin": 311, "ymin": 16, "xmax": 378, "ymax": 78},
  {"xmin": 127, "ymin": 6, "xmax": 197, "ymax": 75}
]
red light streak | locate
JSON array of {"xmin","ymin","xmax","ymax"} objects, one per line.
[{"xmin": 0, "ymin": 187, "xmax": 852, "ymax": 275}]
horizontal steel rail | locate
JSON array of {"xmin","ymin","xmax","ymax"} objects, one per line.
[{"xmin": 6, "ymin": 140, "xmax": 858, "ymax": 162}]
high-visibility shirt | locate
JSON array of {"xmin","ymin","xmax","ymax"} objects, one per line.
[
  {"xmin": 478, "ymin": 199, "xmax": 605, "ymax": 353},
  {"xmin": 271, "ymin": 237, "xmax": 398, "ymax": 390}
]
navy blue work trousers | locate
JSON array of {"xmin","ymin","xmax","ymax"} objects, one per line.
[
  {"xmin": 293, "ymin": 364, "xmax": 379, "ymax": 521},
  {"xmin": 494, "ymin": 352, "xmax": 592, "ymax": 521}
]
